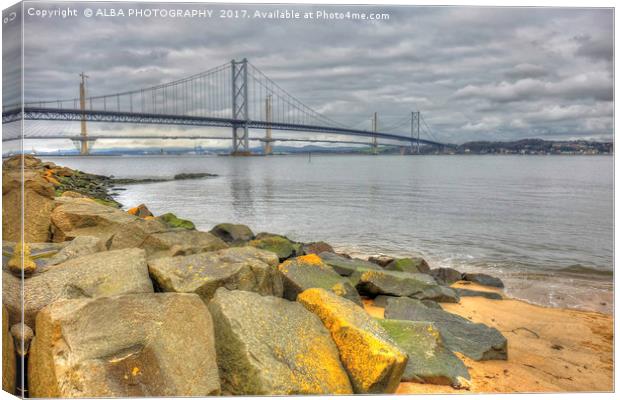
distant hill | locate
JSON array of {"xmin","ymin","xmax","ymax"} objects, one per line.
[{"xmin": 454, "ymin": 139, "xmax": 612, "ymax": 155}]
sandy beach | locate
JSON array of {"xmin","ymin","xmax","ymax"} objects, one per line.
[{"xmin": 364, "ymin": 281, "xmax": 613, "ymax": 393}]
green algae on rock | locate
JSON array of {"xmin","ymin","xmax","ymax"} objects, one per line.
[
  {"xmin": 378, "ymin": 319, "xmax": 471, "ymax": 389},
  {"xmin": 207, "ymin": 288, "xmax": 353, "ymax": 395}
]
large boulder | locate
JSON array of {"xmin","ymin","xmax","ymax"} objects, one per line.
[
  {"xmin": 355, "ymin": 269, "xmax": 456, "ymax": 302},
  {"xmin": 462, "ymin": 273, "xmax": 504, "ymax": 288},
  {"xmin": 278, "ymin": 254, "xmax": 362, "ymax": 306},
  {"xmin": 378, "ymin": 319, "xmax": 470, "ymax": 389},
  {"xmin": 140, "ymin": 230, "xmax": 228, "ymax": 259},
  {"xmin": 318, "ymin": 251, "xmax": 382, "ymax": 276},
  {"xmin": 28, "ymin": 293, "xmax": 220, "ymax": 397},
  {"xmin": 3, "ymin": 169, "xmax": 56, "ymax": 242},
  {"xmin": 209, "ymin": 223, "xmax": 254, "ymax": 244},
  {"xmin": 247, "ymin": 233, "xmax": 302, "ymax": 261},
  {"xmin": 384, "ymin": 297, "xmax": 507, "ymax": 361},
  {"xmin": 207, "ymin": 288, "xmax": 352, "ymax": 395},
  {"xmin": 385, "ymin": 257, "xmax": 431, "ymax": 274},
  {"xmin": 2, "ymin": 306, "xmax": 15, "ymax": 394},
  {"xmin": 297, "ymin": 288, "xmax": 407, "ymax": 394},
  {"xmin": 50, "ymin": 197, "xmax": 137, "ymax": 242},
  {"xmin": 429, "ymin": 267, "xmax": 463, "ymax": 285},
  {"xmin": 148, "ymin": 247, "xmax": 283, "ymax": 301},
  {"xmin": 3, "ymin": 248, "xmax": 153, "ymax": 328}
]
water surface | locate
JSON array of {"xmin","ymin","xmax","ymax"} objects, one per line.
[{"xmin": 45, "ymin": 154, "xmax": 613, "ymax": 313}]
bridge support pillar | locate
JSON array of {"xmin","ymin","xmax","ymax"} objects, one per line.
[
  {"xmin": 79, "ymin": 72, "xmax": 90, "ymax": 155},
  {"xmin": 231, "ymin": 59, "xmax": 250, "ymax": 155},
  {"xmin": 264, "ymin": 94, "xmax": 273, "ymax": 155}
]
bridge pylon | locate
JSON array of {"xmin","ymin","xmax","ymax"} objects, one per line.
[
  {"xmin": 264, "ymin": 94, "xmax": 273, "ymax": 155},
  {"xmin": 79, "ymin": 72, "xmax": 89, "ymax": 155},
  {"xmin": 231, "ymin": 58, "xmax": 250, "ymax": 155}
]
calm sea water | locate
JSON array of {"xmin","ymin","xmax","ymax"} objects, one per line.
[{"xmin": 44, "ymin": 154, "xmax": 614, "ymax": 313}]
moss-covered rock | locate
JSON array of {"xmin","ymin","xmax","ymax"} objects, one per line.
[
  {"xmin": 157, "ymin": 212, "xmax": 195, "ymax": 230},
  {"xmin": 207, "ymin": 288, "xmax": 353, "ymax": 395},
  {"xmin": 384, "ymin": 297, "xmax": 508, "ymax": 361},
  {"xmin": 247, "ymin": 233, "xmax": 301, "ymax": 261},
  {"xmin": 278, "ymin": 254, "xmax": 362, "ymax": 306},
  {"xmin": 385, "ymin": 257, "xmax": 430, "ymax": 274},
  {"xmin": 297, "ymin": 288, "xmax": 407, "ymax": 394},
  {"xmin": 378, "ymin": 319, "xmax": 470, "ymax": 389}
]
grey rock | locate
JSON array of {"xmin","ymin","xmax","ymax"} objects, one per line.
[
  {"xmin": 385, "ymin": 257, "xmax": 431, "ymax": 274},
  {"xmin": 463, "ymin": 273, "xmax": 505, "ymax": 288},
  {"xmin": 354, "ymin": 269, "xmax": 444, "ymax": 300},
  {"xmin": 430, "ymin": 267, "xmax": 463, "ymax": 285},
  {"xmin": 207, "ymin": 288, "xmax": 353, "ymax": 395},
  {"xmin": 141, "ymin": 230, "xmax": 229, "ymax": 259},
  {"xmin": 384, "ymin": 297, "xmax": 508, "ymax": 361},
  {"xmin": 368, "ymin": 255, "xmax": 395, "ymax": 267},
  {"xmin": 209, "ymin": 223, "xmax": 254, "ymax": 244},
  {"xmin": 378, "ymin": 319, "xmax": 471, "ymax": 389},
  {"xmin": 28, "ymin": 293, "xmax": 220, "ymax": 397},
  {"xmin": 148, "ymin": 247, "xmax": 283, "ymax": 301},
  {"xmin": 374, "ymin": 295, "xmax": 443, "ymax": 309},
  {"xmin": 457, "ymin": 288, "xmax": 503, "ymax": 300},
  {"xmin": 302, "ymin": 241, "xmax": 335, "ymax": 255},
  {"xmin": 278, "ymin": 255, "xmax": 362, "ymax": 306},
  {"xmin": 318, "ymin": 251, "xmax": 382, "ymax": 276}
]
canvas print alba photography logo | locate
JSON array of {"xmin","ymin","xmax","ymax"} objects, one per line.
[{"xmin": 1, "ymin": 0, "xmax": 614, "ymax": 397}]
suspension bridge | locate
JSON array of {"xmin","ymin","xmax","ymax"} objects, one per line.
[{"xmin": 2, "ymin": 58, "xmax": 449, "ymax": 155}]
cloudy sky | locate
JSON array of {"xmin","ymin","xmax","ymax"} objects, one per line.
[{"xmin": 5, "ymin": 3, "xmax": 614, "ymax": 150}]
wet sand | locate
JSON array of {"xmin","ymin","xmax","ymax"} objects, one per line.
[{"xmin": 363, "ymin": 282, "xmax": 613, "ymax": 393}]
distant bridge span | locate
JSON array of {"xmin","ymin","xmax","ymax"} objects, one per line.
[{"xmin": 2, "ymin": 59, "xmax": 451, "ymax": 153}]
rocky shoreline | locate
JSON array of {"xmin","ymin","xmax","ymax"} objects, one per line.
[{"xmin": 1, "ymin": 155, "xmax": 613, "ymax": 396}]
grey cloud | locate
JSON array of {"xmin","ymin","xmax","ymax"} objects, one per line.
[{"xmin": 11, "ymin": 3, "xmax": 614, "ymax": 148}]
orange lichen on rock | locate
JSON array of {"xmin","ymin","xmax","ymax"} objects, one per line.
[
  {"xmin": 297, "ymin": 288, "xmax": 407, "ymax": 394},
  {"xmin": 43, "ymin": 170, "xmax": 61, "ymax": 186}
]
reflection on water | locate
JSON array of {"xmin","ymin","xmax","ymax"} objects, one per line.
[{"xmin": 44, "ymin": 154, "xmax": 613, "ymax": 313}]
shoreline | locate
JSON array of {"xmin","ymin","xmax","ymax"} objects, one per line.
[
  {"xmin": 335, "ymin": 246, "xmax": 613, "ymax": 316},
  {"xmin": 3, "ymin": 155, "xmax": 613, "ymax": 395},
  {"xmin": 365, "ymin": 282, "xmax": 613, "ymax": 393}
]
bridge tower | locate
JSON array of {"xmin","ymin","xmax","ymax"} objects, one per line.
[
  {"xmin": 264, "ymin": 94, "xmax": 273, "ymax": 155},
  {"xmin": 79, "ymin": 72, "xmax": 89, "ymax": 155},
  {"xmin": 231, "ymin": 59, "xmax": 250, "ymax": 155},
  {"xmin": 411, "ymin": 111, "xmax": 420, "ymax": 154}
]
